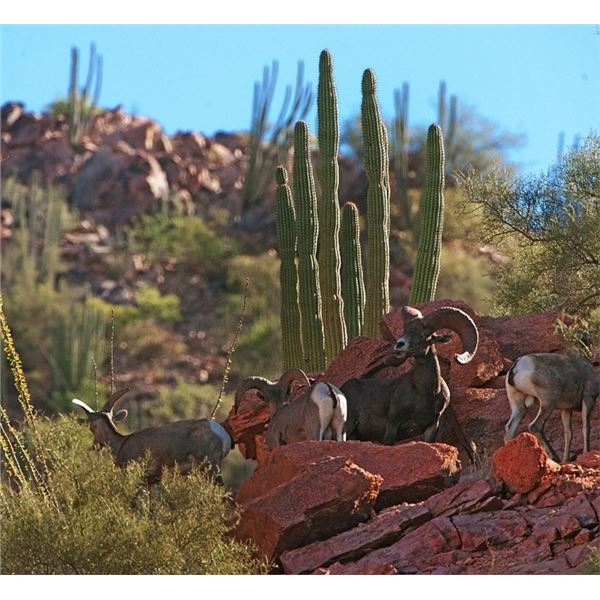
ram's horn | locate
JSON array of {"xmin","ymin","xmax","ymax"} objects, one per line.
[{"xmin": 422, "ymin": 307, "xmax": 479, "ymax": 364}]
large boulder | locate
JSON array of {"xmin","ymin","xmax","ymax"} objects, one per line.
[
  {"xmin": 236, "ymin": 440, "xmax": 461, "ymax": 510},
  {"xmin": 235, "ymin": 456, "xmax": 381, "ymax": 562}
]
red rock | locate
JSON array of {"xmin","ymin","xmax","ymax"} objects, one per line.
[
  {"xmin": 235, "ymin": 456, "xmax": 381, "ymax": 561},
  {"xmin": 424, "ymin": 479, "xmax": 503, "ymax": 518},
  {"xmin": 223, "ymin": 390, "xmax": 270, "ymax": 460},
  {"xmin": 451, "ymin": 511, "xmax": 528, "ymax": 551},
  {"xmin": 576, "ymin": 450, "xmax": 600, "ymax": 469},
  {"xmin": 491, "ymin": 432, "xmax": 559, "ymax": 494},
  {"xmin": 325, "ymin": 516, "xmax": 461, "ymax": 574},
  {"xmin": 479, "ymin": 311, "xmax": 566, "ymax": 360},
  {"xmin": 280, "ymin": 503, "xmax": 431, "ymax": 574},
  {"xmin": 236, "ymin": 440, "xmax": 461, "ymax": 510}
]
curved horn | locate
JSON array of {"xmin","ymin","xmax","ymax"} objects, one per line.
[
  {"xmin": 234, "ymin": 376, "xmax": 277, "ymax": 412},
  {"xmin": 72, "ymin": 398, "xmax": 95, "ymax": 414},
  {"xmin": 100, "ymin": 387, "xmax": 131, "ymax": 413},
  {"xmin": 422, "ymin": 307, "xmax": 479, "ymax": 364},
  {"xmin": 278, "ymin": 368, "xmax": 311, "ymax": 397}
]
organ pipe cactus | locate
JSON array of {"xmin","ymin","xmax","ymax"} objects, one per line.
[
  {"xmin": 361, "ymin": 69, "xmax": 391, "ymax": 339},
  {"xmin": 293, "ymin": 121, "xmax": 326, "ymax": 371},
  {"xmin": 317, "ymin": 49, "xmax": 347, "ymax": 360},
  {"xmin": 275, "ymin": 166, "xmax": 303, "ymax": 370},
  {"xmin": 340, "ymin": 202, "xmax": 365, "ymax": 341},
  {"xmin": 409, "ymin": 124, "xmax": 446, "ymax": 304}
]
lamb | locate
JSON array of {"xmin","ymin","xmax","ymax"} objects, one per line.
[
  {"xmin": 72, "ymin": 388, "xmax": 233, "ymax": 482},
  {"xmin": 341, "ymin": 305, "xmax": 479, "ymax": 450},
  {"xmin": 504, "ymin": 353, "xmax": 600, "ymax": 462},
  {"xmin": 234, "ymin": 368, "xmax": 347, "ymax": 449}
]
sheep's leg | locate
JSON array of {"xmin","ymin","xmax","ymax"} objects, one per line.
[
  {"xmin": 504, "ymin": 390, "xmax": 527, "ymax": 442},
  {"xmin": 528, "ymin": 400, "xmax": 559, "ymax": 462},
  {"xmin": 561, "ymin": 409, "xmax": 573, "ymax": 463},
  {"xmin": 582, "ymin": 399, "xmax": 591, "ymax": 453}
]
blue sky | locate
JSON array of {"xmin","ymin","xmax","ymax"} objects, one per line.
[{"xmin": 2, "ymin": 24, "xmax": 599, "ymax": 172}]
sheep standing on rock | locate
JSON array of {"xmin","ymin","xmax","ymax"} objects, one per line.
[
  {"xmin": 504, "ymin": 353, "xmax": 600, "ymax": 462},
  {"xmin": 341, "ymin": 305, "xmax": 479, "ymax": 448},
  {"xmin": 234, "ymin": 368, "xmax": 347, "ymax": 450}
]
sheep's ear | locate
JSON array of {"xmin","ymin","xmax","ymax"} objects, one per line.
[
  {"xmin": 113, "ymin": 409, "xmax": 128, "ymax": 423},
  {"xmin": 429, "ymin": 333, "xmax": 452, "ymax": 345}
]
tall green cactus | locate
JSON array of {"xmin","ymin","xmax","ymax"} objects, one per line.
[
  {"xmin": 340, "ymin": 202, "xmax": 365, "ymax": 341},
  {"xmin": 361, "ymin": 69, "xmax": 391, "ymax": 339},
  {"xmin": 293, "ymin": 121, "xmax": 326, "ymax": 371},
  {"xmin": 275, "ymin": 166, "xmax": 303, "ymax": 370},
  {"xmin": 317, "ymin": 49, "xmax": 347, "ymax": 360},
  {"xmin": 409, "ymin": 124, "xmax": 446, "ymax": 304}
]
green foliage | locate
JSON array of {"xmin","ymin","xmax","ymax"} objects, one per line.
[
  {"xmin": 220, "ymin": 253, "xmax": 282, "ymax": 378},
  {"xmin": 275, "ymin": 167, "xmax": 303, "ymax": 370},
  {"xmin": 0, "ymin": 417, "xmax": 266, "ymax": 574},
  {"xmin": 409, "ymin": 124, "xmax": 446, "ymax": 304},
  {"xmin": 134, "ymin": 284, "xmax": 182, "ymax": 324},
  {"xmin": 459, "ymin": 132, "xmax": 600, "ymax": 319},
  {"xmin": 128, "ymin": 213, "xmax": 232, "ymax": 276},
  {"xmin": 317, "ymin": 49, "xmax": 347, "ymax": 360},
  {"xmin": 583, "ymin": 549, "xmax": 600, "ymax": 574},
  {"xmin": 293, "ymin": 120, "xmax": 327, "ymax": 371},
  {"xmin": 362, "ymin": 68, "xmax": 391, "ymax": 338},
  {"xmin": 66, "ymin": 43, "xmax": 102, "ymax": 149},
  {"xmin": 243, "ymin": 60, "xmax": 313, "ymax": 213}
]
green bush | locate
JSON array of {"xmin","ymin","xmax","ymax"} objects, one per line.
[
  {"xmin": 0, "ymin": 417, "xmax": 266, "ymax": 574},
  {"xmin": 583, "ymin": 549, "xmax": 600, "ymax": 574},
  {"xmin": 128, "ymin": 214, "xmax": 232, "ymax": 276}
]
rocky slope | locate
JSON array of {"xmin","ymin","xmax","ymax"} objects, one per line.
[{"xmin": 228, "ymin": 300, "xmax": 600, "ymax": 574}]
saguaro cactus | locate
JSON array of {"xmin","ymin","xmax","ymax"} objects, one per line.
[
  {"xmin": 361, "ymin": 69, "xmax": 391, "ymax": 339},
  {"xmin": 275, "ymin": 166, "xmax": 303, "ymax": 370},
  {"xmin": 409, "ymin": 124, "xmax": 446, "ymax": 304},
  {"xmin": 317, "ymin": 49, "xmax": 347, "ymax": 361},
  {"xmin": 293, "ymin": 121, "xmax": 326, "ymax": 371},
  {"xmin": 340, "ymin": 202, "xmax": 365, "ymax": 341}
]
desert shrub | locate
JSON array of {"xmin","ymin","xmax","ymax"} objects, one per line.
[
  {"xmin": 0, "ymin": 417, "xmax": 266, "ymax": 575},
  {"xmin": 219, "ymin": 252, "xmax": 282, "ymax": 378},
  {"xmin": 584, "ymin": 549, "xmax": 600, "ymax": 574},
  {"xmin": 128, "ymin": 213, "xmax": 232, "ymax": 276},
  {"xmin": 459, "ymin": 132, "xmax": 600, "ymax": 319}
]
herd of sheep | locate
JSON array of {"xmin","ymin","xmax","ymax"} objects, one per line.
[{"xmin": 72, "ymin": 304, "xmax": 600, "ymax": 482}]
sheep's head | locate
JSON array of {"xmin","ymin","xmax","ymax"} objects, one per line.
[
  {"xmin": 394, "ymin": 306, "xmax": 479, "ymax": 364},
  {"xmin": 234, "ymin": 369, "xmax": 311, "ymax": 415},
  {"xmin": 72, "ymin": 388, "xmax": 130, "ymax": 446}
]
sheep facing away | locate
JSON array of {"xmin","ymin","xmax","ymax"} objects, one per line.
[
  {"xmin": 505, "ymin": 353, "xmax": 600, "ymax": 462},
  {"xmin": 72, "ymin": 388, "xmax": 233, "ymax": 482},
  {"xmin": 341, "ymin": 305, "xmax": 479, "ymax": 451},
  {"xmin": 234, "ymin": 368, "xmax": 347, "ymax": 450}
]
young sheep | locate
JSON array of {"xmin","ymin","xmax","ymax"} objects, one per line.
[
  {"xmin": 504, "ymin": 353, "xmax": 600, "ymax": 462},
  {"xmin": 341, "ymin": 306, "xmax": 479, "ymax": 451},
  {"xmin": 234, "ymin": 369, "xmax": 347, "ymax": 450},
  {"xmin": 73, "ymin": 388, "xmax": 232, "ymax": 482}
]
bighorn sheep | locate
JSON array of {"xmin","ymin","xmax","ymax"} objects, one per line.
[
  {"xmin": 234, "ymin": 368, "xmax": 347, "ymax": 449},
  {"xmin": 73, "ymin": 388, "xmax": 232, "ymax": 482},
  {"xmin": 341, "ymin": 306, "xmax": 479, "ymax": 448},
  {"xmin": 505, "ymin": 353, "xmax": 600, "ymax": 462}
]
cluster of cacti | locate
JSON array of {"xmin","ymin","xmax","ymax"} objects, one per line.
[
  {"xmin": 275, "ymin": 50, "xmax": 390, "ymax": 369},
  {"xmin": 67, "ymin": 43, "xmax": 102, "ymax": 150},
  {"xmin": 243, "ymin": 60, "xmax": 313, "ymax": 213},
  {"xmin": 409, "ymin": 124, "xmax": 446, "ymax": 304},
  {"xmin": 49, "ymin": 297, "xmax": 107, "ymax": 398}
]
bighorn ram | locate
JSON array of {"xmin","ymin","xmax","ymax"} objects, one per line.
[
  {"xmin": 505, "ymin": 353, "xmax": 600, "ymax": 462},
  {"xmin": 73, "ymin": 388, "xmax": 232, "ymax": 482},
  {"xmin": 341, "ymin": 305, "xmax": 479, "ymax": 447},
  {"xmin": 234, "ymin": 368, "xmax": 347, "ymax": 449}
]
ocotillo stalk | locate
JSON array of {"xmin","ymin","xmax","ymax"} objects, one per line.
[
  {"xmin": 275, "ymin": 166, "xmax": 303, "ymax": 370},
  {"xmin": 361, "ymin": 69, "xmax": 390, "ymax": 338},
  {"xmin": 317, "ymin": 49, "xmax": 346, "ymax": 362},
  {"xmin": 293, "ymin": 121, "xmax": 326, "ymax": 371},
  {"xmin": 340, "ymin": 202, "xmax": 365, "ymax": 341},
  {"xmin": 409, "ymin": 124, "xmax": 445, "ymax": 304}
]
